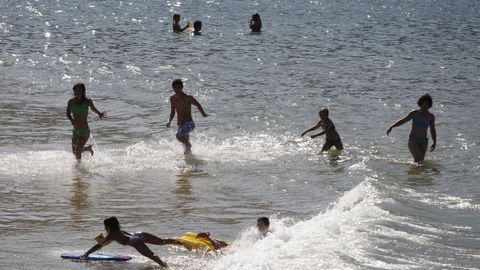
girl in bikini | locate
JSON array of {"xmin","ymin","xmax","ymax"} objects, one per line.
[
  {"xmin": 387, "ymin": 94, "xmax": 437, "ymax": 163},
  {"xmin": 66, "ymin": 83, "xmax": 105, "ymax": 160},
  {"xmin": 81, "ymin": 217, "xmax": 187, "ymax": 268}
]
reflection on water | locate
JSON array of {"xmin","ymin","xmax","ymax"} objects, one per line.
[
  {"xmin": 405, "ymin": 162, "xmax": 440, "ymax": 186},
  {"xmin": 171, "ymin": 155, "xmax": 208, "ymax": 217},
  {"xmin": 70, "ymin": 175, "xmax": 90, "ymax": 211}
]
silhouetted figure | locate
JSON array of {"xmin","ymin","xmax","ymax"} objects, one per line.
[{"xmin": 250, "ymin": 13, "xmax": 262, "ymax": 32}]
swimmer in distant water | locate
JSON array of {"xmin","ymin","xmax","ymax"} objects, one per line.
[
  {"xmin": 66, "ymin": 83, "xmax": 105, "ymax": 160},
  {"xmin": 301, "ymin": 108, "xmax": 343, "ymax": 154},
  {"xmin": 387, "ymin": 94, "xmax": 436, "ymax": 163},
  {"xmin": 250, "ymin": 13, "xmax": 262, "ymax": 33},
  {"xmin": 193, "ymin": 20, "xmax": 202, "ymax": 35},
  {"xmin": 81, "ymin": 217, "xmax": 187, "ymax": 268},
  {"xmin": 173, "ymin": 14, "xmax": 190, "ymax": 33},
  {"xmin": 166, "ymin": 79, "xmax": 209, "ymax": 154},
  {"xmin": 257, "ymin": 217, "xmax": 270, "ymax": 236}
]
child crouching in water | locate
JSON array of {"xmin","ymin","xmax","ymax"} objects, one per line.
[
  {"xmin": 81, "ymin": 217, "xmax": 187, "ymax": 268},
  {"xmin": 301, "ymin": 108, "xmax": 344, "ymax": 154}
]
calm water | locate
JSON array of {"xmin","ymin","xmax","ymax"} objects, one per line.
[{"xmin": 1, "ymin": 0, "xmax": 479, "ymax": 269}]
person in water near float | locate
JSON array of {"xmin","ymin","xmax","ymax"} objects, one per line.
[
  {"xmin": 387, "ymin": 94, "xmax": 437, "ymax": 163},
  {"xmin": 81, "ymin": 217, "xmax": 187, "ymax": 268},
  {"xmin": 177, "ymin": 217, "xmax": 270, "ymax": 251},
  {"xmin": 301, "ymin": 107, "xmax": 344, "ymax": 154},
  {"xmin": 66, "ymin": 83, "xmax": 105, "ymax": 160},
  {"xmin": 166, "ymin": 79, "xmax": 209, "ymax": 154}
]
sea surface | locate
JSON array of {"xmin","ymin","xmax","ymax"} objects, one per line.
[{"xmin": 1, "ymin": 0, "xmax": 479, "ymax": 269}]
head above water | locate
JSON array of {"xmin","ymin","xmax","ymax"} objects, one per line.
[
  {"xmin": 417, "ymin": 93, "xmax": 433, "ymax": 109},
  {"xmin": 73, "ymin": 83, "xmax": 86, "ymax": 100},
  {"xmin": 172, "ymin": 79, "xmax": 184, "ymax": 93},
  {"xmin": 252, "ymin": 13, "xmax": 261, "ymax": 21},
  {"xmin": 257, "ymin": 217, "xmax": 270, "ymax": 233},
  {"xmin": 104, "ymin": 216, "xmax": 121, "ymax": 233},
  {"xmin": 173, "ymin": 14, "xmax": 180, "ymax": 22},
  {"xmin": 319, "ymin": 107, "xmax": 329, "ymax": 119},
  {"xmin": 193, "ymin": 20, "xmax": 202, "ymax": 32}
]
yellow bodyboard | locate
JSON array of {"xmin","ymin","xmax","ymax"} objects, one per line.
[{"xmin": 174, "ymin": 232, "xmax": 215, "ymax": 251}]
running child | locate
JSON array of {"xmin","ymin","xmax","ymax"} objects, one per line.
[
  {"xmin": 166, "ymin": 79, "xmax": 208, "ymax": 154},
  {"xmin": 66, "ymin": 83, "xmax": 105, "ymax": 160},
  {"xmin": 301, "ymin": 108, "xmax": 344, "ymax": 154}
]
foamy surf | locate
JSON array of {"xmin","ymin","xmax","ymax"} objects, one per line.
[
  {"xmin": 0, "ymin": 132, "xmax": 326, "ymax": 177},
  {"xmin": 211, "ymin": 179, "xmax": 389, "ymax": 270}
]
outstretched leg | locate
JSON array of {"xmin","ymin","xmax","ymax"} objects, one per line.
[
  {"xmin": 83, "ymin": 145, "xmax": 94, "ymax": 156},
  {"xmin": 142, "ymin": 232, "xmax": 184, "ymax": 246},
  {"xmin": 131, "ymin": 240, "xmax": 167, "ymax": 268}
]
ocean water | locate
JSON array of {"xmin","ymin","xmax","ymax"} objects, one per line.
[{"xmin": 1, "ymin": 0, "xmax": 479, "ymax": 269}]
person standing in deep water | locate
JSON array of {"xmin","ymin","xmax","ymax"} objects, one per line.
[
  {"xmin": 173, "ymin": 14, "xmax": 190, "ymax": 33},
  {"xmin": 250, "ymin": 13, "xmax": 262, "ymax": 33},
  {"xmin": 166, "ymin": 79, "xmax": 208, "ymax": 154},
  {"xmin": 193, "ymin": 20, "xmax": 202, "ymax": 35},
  {"xmin": 387, "ymin": 94, "xmax": 437, "ymax": 163},
  {"xmin": 66, "ymin": 83, "xmax": 105, "ymax": 160}
]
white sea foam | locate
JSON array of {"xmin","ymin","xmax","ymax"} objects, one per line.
[
  {"xmin": 0, "ymin": 133, "xmax": 314, "ymax": 177},
  {"xmin": 210, "ymin": 180, "xmax": 390, "ymax": 270}
]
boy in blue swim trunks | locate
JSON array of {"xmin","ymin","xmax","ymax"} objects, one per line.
[{"xmin": 166, "ymin": 79, "xmax": 208, "ymax": 154}]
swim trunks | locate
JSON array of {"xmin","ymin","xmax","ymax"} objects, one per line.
[
  {"xmin": 177, "ymin": 121, "xmax": 195, "ymax": 137},
  {"xmin": 323, "ymin": 138, "xmax": 344, "ymax": 150}
]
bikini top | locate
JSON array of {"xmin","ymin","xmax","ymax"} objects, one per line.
[
  {"xmin": 412, "ymin": 113, "xmax": 430, "ymax": 128},
  {"xmin": 71, "ymin": 101, "xmax": 88, "ymax": 115}
]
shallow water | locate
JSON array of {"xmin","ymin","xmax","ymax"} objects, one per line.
[{"xmin": 1, "ymin": 0, "xmax": 479, "ymax": 269}]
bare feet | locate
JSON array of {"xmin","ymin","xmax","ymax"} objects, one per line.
[{"xmin": 84, "ymin": 145, "xmax": 94, "ymax": 156}]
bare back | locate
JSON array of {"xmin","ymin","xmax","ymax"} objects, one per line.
[{"xmin": 322, "ymin": 118, "xmax": 340, "ymax": 140}]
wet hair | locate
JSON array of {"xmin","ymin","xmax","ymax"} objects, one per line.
[
  {"xmin": 252, "ymin": 13, "xmax": 261, "ymax": 21},
  {"xmin": 104, "ymin": 216, "xmax": 121, "ymax": 232},
  {"xmin": 319, "ymin": 107, "xmax": 329, "ymax": 117},
  {"xmin": 173, "ymin": 14, "xmax": 180, "ymax": 21},
  {"xmin": 257, "ymin": 217, "xmax": 270, "ymax": 226},
  {"xmin": 172, "ymin": 79, "xmax": 183, "ymax": 88},
  {"xmin": 417, "ymin": 94, "xmax": 433, "ymax": 108},
  {"xmin": 73, "ymin": 83, "xmax": 87, "ymax": 101},
  {"xmin": 194, "ymin": 20, "xmax": 202, "ymax": 31}
]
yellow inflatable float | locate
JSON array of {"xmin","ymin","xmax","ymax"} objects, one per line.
[{"xmin": 174, "ymin": 232, "xmax": 215, "ymax": 251}]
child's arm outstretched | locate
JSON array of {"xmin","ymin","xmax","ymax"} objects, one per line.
[
  {"xmin": 81, "ymin": 239, "xmax": 112, "ymax": 259},
  {"xmin": 301, "ymin": 121, "xmax": 321, "ymax": 137},
  {"xmin": 190, "ymin": 96, "xmax": 209, "ymax": 117},
  {"xmin": 88, "ymin": 99, "xmax": 106, "ymax": 119},
  {"xmin": 311, "ymin": 120, "xmax": 334, "ymax": 138}
]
